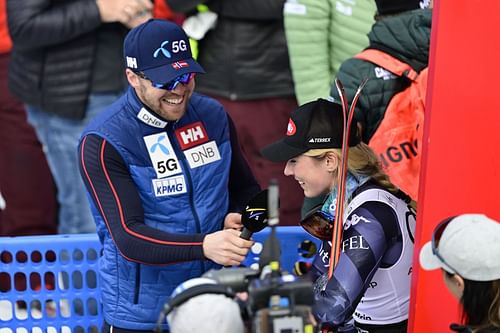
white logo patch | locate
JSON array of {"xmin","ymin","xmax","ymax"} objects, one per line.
[
  {"xmin": 152, "ymin": 175, "xmax": 187, "ymax": 197},
  {"xmin": 374, "ymin": 67, "xmax": 397, "ymax": 80},
  {"xmin": 184, "ymin": 141, "xmax": 221, "ymax": 169},
  {"xmin": 126, "ymin": 56, "xmax": 137, "ymax": 69},
  {"xmin": 137, "ymin": 108, "xmax": 167, "ymax": 128},
  {"xmin": 284, "ymin": 2, "xmax": 307, "ymax": 15},
  {"xmin": 309, "ymin": 137, "xmax": 331, "ymax": 143},
  {"xmin": 344, "ymin": 214, "xmax": 371, "ymax": 230},
  {"xmin": 143, "ymin": 132, "xmax": 182, "ymax": 178},
  {"xmin": 335, "ymin": 1, "xmax": 353, "ymax": 16}
]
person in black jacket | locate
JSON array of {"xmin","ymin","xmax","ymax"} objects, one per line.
[
  {"xmin": 166, "ymin": 0, "xmax": 303, "ymax": 226},
  {"xmin": 6, "ymin": 0, "xmax": 152, "ymax": 234}
]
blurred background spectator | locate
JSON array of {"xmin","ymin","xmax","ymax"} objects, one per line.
[
  {"xmin": 0, "ymin": 0, "xmax": 57, "ymax": 237},
  {"xmin": 6, "ymin": 0, "xmax": 152, "ymax": 234},
  {"xmin": 284, "ymin": 0, "xmax": 375, "ymax": 105},
  {"xmin": 329, "ymin": 1, "xmax": 431, "ymax": 202}
]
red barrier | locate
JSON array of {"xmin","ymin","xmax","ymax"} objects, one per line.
[{"xmin": 409, "ymin": 0, "xmax": 500, "ymax": 332}]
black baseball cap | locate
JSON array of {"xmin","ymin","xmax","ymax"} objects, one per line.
[
  {"xmin": 375, "ymin": 0, "xmax": 429, "ymax": 15},
  {"xmin": 260, "ymin": 98, "xmax": 360, "ymax": 162}
]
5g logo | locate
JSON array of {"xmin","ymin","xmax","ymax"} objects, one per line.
[
  {"xmin": 171, "ymin": 40, "xmax": 187, "ymax": 53},
  {"xmin": 157, "ymin": 159, "xmax": 178, "ymax": 174}
]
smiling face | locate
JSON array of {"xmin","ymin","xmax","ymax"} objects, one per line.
[
  {"xmin": 283, "ymin": 153, "xmax": 337, "ymax": 198},
  {"xmin": 126, "ymin": 69, "xmax": 195, "ymax": 121}
]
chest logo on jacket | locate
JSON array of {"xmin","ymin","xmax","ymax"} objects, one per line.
[
  {"xmin": 184, "ymin": 141, "xmax": 221, "ymax": 169},
  {"xmin": 137, "ymin": 108, "xmax": 168, "ymax": 128},
  {"xmin": 175, "ymin": 122, "xmax": 221, "ymax": 169},
  {"xmin": 175, "ymin": 122, "xmax": 208, "ymax": 149},
  {"xmin": 152, "ymin": 175, "xmax": 187, "ymax": 197},
  {"xmin": 143, "ymin": 132, "xmax": 182, "ymax": 178}
]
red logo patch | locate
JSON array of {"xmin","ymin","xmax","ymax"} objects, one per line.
[
  {"xmin": 172, "ymin": 61, "xmax": 189, "ymax": 70},
  {"xmin": 175, "ymin": 122, "xmax": 209, "ymax": 150},
  {"xmin": 286, "ymin": 119, "xmax": 296, "ymax": 136}
]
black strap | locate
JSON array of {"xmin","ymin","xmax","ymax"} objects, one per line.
[{"xmin": 355, "ymin": 319, "xmax": 408, "ymax": 333}]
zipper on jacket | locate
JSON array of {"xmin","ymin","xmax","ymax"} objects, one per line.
[
  {"xmin": 169, "ymin": 123, "xmax": 205, "ymax": 272},
  {"xmin": 133, "ymin": 263, "xmax": 141, "ymax": 304}
]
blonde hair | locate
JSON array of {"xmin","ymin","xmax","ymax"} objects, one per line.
[{"xmin": 304, "ymin": 143, "xmax": 401, "ymax": 197}]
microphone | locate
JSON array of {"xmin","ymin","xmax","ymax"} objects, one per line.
[
  {"xmin": 259, "ymin": 180, "xmax": 281, "ymax": 276},
  {"xmin": 240, "ymin": 189, "xmax": 269, "ymax": 240}
]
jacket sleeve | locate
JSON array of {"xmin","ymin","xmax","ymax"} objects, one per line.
[
  {"xmin": 284, "ymin": 0, "xmax": 332, "ymax": 105},
  {"xmin": 7, "ymin": 0, "xmax": 102, "ymax": 50}
]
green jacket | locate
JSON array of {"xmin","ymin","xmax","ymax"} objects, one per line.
[
  {"xmin": 330, "ymin": 9, "xmax": 432, "ymax": 142},
  {"xmin": 284, "ymin": 0, "xmax": 376, "ymax": 105}
]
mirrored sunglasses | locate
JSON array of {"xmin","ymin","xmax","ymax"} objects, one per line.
[
  {"xmin": 136, "ymin": 72, "xmax": 195, "ymax": 91},
  {"xmin": 299, "ymin": 204, "xmax": 335, "ymax": 241},
  {"xmin": 431, "ymin": 216, "xmax": 459, "ymax": 274}
]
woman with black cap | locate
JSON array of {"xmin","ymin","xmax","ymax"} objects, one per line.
[{"xmin": 261, "ymin": 98, "xmax": 416, "ymax": 333}]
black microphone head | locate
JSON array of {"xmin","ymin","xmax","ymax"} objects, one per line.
[{"xmin": 241, "ymin": 189, "xmax": 269, "ymax": 233}]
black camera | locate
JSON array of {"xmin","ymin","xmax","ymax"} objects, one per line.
[
  {"xmin": 246, "ymin": 271, "xmax": 315, "ymax": 333},
  {"xmin": 201, "ymin": 261, "xmax": 315, "ymax": 333},
  {"xmin": 159, "ymin": 181, "xmax": 316, "ymax": 333}
]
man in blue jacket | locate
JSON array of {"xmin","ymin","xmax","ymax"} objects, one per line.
[{"xmin": 78, "ymin": 19, "xmax": 259, "ymax": 332}]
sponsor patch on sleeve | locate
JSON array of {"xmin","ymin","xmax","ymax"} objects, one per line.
[
  {"xmin": 183, "ymin": 141, "xmax": 221, "ymax": 169},
  {"xmin": 152, "ymin": 175, "xmax": 187, "ymax": 197},
  {"xmin": 175, "ymin": 121, "xmax": 209, "ymax": 150}
]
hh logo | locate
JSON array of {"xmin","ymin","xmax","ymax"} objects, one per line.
[
  {"xmin": 175, "ymin": 122, "xmax": 208, "ymax": 150},
  {"xmin": 126, "ymin": 56, "xmax": 137, "ymax": 69}
]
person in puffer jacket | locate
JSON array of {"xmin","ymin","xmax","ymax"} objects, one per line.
[{"xmin": 78, "ymin": 19, "xmax": 260, "ymax": 333}]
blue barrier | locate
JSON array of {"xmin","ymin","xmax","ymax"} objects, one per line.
[
  {"xmin": 0, "ymin": 227, "xmax": 318, "ymax": 331},
  {"xmin": 243, "ymin": 226, "xmax": 319, "ymax": 272},
  {"xmin": 0, "ymin": 234, "xmax": 101, "ymax": 333}
]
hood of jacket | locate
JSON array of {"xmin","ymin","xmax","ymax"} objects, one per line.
[{"xmin": 369, "ymin": 9, "xmax": 432, "ymax": 71}]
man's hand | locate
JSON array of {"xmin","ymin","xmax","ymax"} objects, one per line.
[
  {"xmin": 96, "ymin": 0, "xmax": 152, "ymax": 26},
  {"xmin": 224, "ymin": 212, "xmax": 243, "ymax": 230},
  {"xmin": 203, "ymin": 229, "xmax": 253, "ymax": 266}
]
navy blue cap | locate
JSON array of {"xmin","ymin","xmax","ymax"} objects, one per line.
[{"xmin": 123, "ymin": 19, "xmax": 205, "ymax": 85}]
